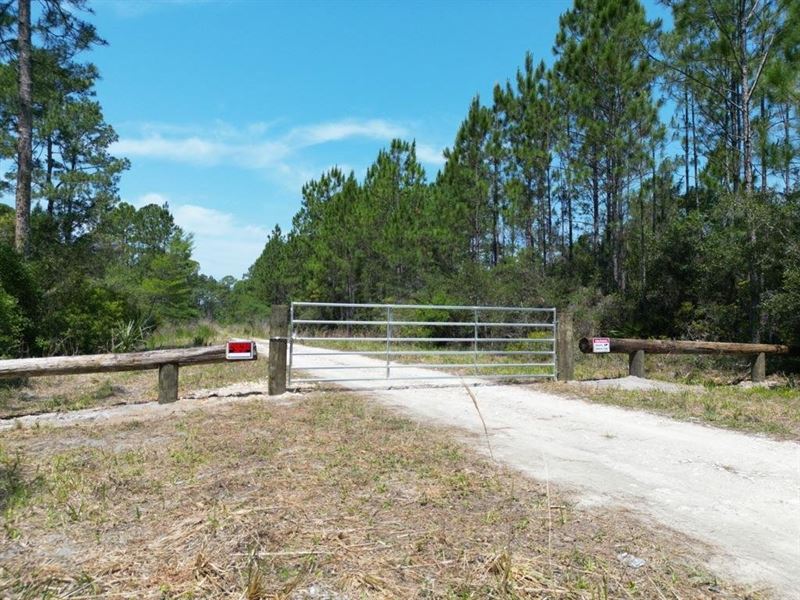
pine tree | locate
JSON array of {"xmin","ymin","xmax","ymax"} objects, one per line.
[{"xmin": 553, "ymin": 0, "xmax": 661, "ymax": 292}]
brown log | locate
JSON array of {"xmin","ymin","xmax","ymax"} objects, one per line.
[
  {"xmin": 556, "ymin": 311, "xmax": 575, "ymax": 381},
  {"xmin": 269, "ymin": 305, "xmax": 289, "ymax": 395},
  {"xmin": 158, "ymin": 363, "xmax": 179, "ymax": 404},
  {"xmin": 579, "ymin": 337, "xmax": 798, "ymax": 356},
  {"xmin": 0, "ymin": 346, "xmax": 229, "ymax": 379}
]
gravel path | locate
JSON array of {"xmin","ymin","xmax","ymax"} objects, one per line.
[{"xmin": 290, "ymin": 344, "xmax": 800, "ymax": 598}]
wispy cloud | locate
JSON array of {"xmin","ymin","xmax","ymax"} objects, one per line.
[
  {"xmin": 287, "ymin": 119, "xmax": 408, "ymax": 146},
  {"xmin": 130, "ymin": 192, "xmax": 170, "ymax": 208},
  {"xmin": 111, "ymin": 118, "xmax": 446, "ymax": 182},
  {"xmin": 415, "ymin": 143, "xmax": 446, "ymax": 166}
]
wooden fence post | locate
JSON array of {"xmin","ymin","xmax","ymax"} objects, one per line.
[
  {"xmin": 557, "ymin": 311, "xmax": 574, "ymax": 381},
  {"xmin": 751, "ymin": 352, "xmax": 766, "ymax": 383},
  {"xmin": 629, "ymin": 350, "xmax": 645, "ymax": 378},
  {"xmin": 269, "ymin": 305, "xmax": 289, "ymax": 395},
  {"xmin": 158, "ymin": 363, "xmax": 179, "ymax": 403}
]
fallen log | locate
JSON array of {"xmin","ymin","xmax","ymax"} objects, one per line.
[
  {"xmin": 578, "ymin": 337, "xmax": 799, "ymax": 356},
  {"xmin": 0, "ymin": 345, "xmax": 227, "ymax": 379}
]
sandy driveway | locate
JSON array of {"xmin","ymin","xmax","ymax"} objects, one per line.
[{"xmin": 290, "ymin": 344, "xmax": 800, "ymax": 598}]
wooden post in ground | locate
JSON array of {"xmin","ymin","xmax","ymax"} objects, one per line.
[
  {"xmin": 269, "ymin": 305, "xmax": 289, "ymax": 395},
  {"xmin": 751, "ymin": 352, "xmax": 766, "ymax": 383},
  {"xmin": 556, "ymin": 311, "xmax": 574, "ymax": 381},
  {"xmin": 158, "ymin": 363, "xmax": 179, "ymax": 403},
  {"xmin": 629, "ymin": 350, "xmax": 645, "ymax": 378}
]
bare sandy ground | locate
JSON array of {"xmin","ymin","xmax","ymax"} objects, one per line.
[
  {"xmin": 577, "ymin": 374, "xmax": 703, "ymax": 392},
  {"xmin": 289, "ymin": 344, "xmax": 800, "ymax": 599}
]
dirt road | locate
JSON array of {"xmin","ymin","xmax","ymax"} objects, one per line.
[{"xmin": 290, "ymin": 344, "xmax": 800, "ymax": 598}]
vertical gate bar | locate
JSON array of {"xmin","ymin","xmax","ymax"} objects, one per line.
[
  {"xmin": 553, "ymin": 308, "xmax": 558, "ymax": 380},
  {"xmin": 287, "ymin": 302, "xmax": 294, "ymax": 387},
  {"xmin": 386, "ymin": 306, "xmax": 392, "ymax": 379},
  {"xmin": 473, "ymin": 308, "xmax": 478, "ymax": 374}
]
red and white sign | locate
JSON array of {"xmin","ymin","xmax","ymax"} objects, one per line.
[
  {"xmin": 226, "ymin": 340, "xmax": 257, "ymax": 361},
  {"xmin": 592, "ymin": 337, "xmax": 611, "ymax": 353}
]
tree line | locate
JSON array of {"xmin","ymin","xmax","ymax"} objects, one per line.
[
  {"xmin": 0, "ymin": 0, "xmax": 212, "ymax": 357},
  {"xmin": 1, "ymin": 0, "xmax": 799, "ymax": 358},
  {"xmin": 237, "ymin": 0, "xmax": 800, "ymax": 345}
]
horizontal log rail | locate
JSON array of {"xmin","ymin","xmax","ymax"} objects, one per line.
[
  {"xmin": 0, "ymin": 344, "xmax": 258, "ymax": 404},
  {"xmin": 579, "ymin": 337, "xmax": 798, "ymax": 383},
  {"xmin": 0, "ymin": 346, "xmax": 228, "ymax": 378},
  {"xmin": 578, "ymin": 337, "xmax": 799, "ymax": 356}
]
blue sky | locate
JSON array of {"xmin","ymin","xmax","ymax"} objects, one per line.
[{"xmin": 5, "ymin": 0, "xmax": 670, "ymax": 278}]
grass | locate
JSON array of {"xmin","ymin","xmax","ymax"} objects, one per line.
[
  {"xmin": 548, "ymin": 351, "xmax": 800, "ymax": 440},
  {"xmin": 0, "ymin": 392, "xmax": 760, "ymax": 599},
  {"xmin": 551, "ymin": 380, "xmax": 800, "ymax": 439},
  {"xmin": 146, "ymin": 320, "xmax": 268, "ymax": 350}
]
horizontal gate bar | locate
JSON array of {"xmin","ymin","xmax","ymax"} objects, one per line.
[
  {"xmin": 292, "ymin": 301, "xmax": 555, "ymax": 313},
  {"xmin": 291, "ymin": 373, "xmax": 555, "ymax": 383},
  {"xmin": 293, "ymin": 336, "xmax": 555, "ymax": 343},
  {"xmin": 293, "ymin": 319, "xmax": 554, "ymax": 328},
  {"xmin": 293, "ymin": 350, "xmax": 555, "ymax": 356},
  {"xmin": 291, "ymin": 362, "xmax": 555, "ymax": 371}
]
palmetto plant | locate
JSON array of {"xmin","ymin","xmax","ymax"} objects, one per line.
[{"xmin": 109, "ymin": 318, "xmax": 154, "ymax": 353}]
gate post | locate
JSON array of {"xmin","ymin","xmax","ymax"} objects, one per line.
[
  {"xmin": 629, "ymin": 350, "xmax": 645, "ymax": 378},
  {"xmin": 556, "ymin": 311, "xmax": 574, "ymax": 381},
  {"xmin": 751, "ymin": 352, "xmax": 766, "ymax": 383},
  {"xmin": 269, "ymin": 305, "xmax": 289, "ymax": 395},
  {"xmin": 158, "ymin": 363, "xmax": 179, "ymax": 403}
]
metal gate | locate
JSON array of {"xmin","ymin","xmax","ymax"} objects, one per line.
[{"xmin": 288, "ymin": 302, "xmax": 557, "ymax": 385}]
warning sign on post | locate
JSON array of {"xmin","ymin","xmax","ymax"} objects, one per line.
[
  {"xmin": 592, "ymin": 337, "xmax": 611, "ymax": 353},
  {"xmin": 226, "ymin": 340, "xmax": 257, "ymax": 361}
]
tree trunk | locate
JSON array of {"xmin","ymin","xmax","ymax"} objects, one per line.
[
  {"xmin": 46, "ymin": 136, "xmax": 55, "ymax": 215},
  {"xmin": 651, "ymin": 144, "xmax": 657, "ymax": 234},
  {"xmin": 760, "ymin": 94, "xmax": 768, "ymax": 194},
  {"xmin": 684, "ymin": 86, "xmax": 690, "ymax": 196},
  {"xmin": 783, "ymin": 104, "xmax": 791, "ymax": 193},
  {"xmin": 14, "ymin": 0, "xmax": 32, "ymax": 256},
  {"xmin": 639, "ymin": 186, "xmax": 645, "ymax": 296},
  {"xmin": 490, "ymin": 156, "xmax": 500, "ymax": 267},
  {"xmin": 544, "ymin": 166, "xmax": 552, "ymax": 272},
  {"xmin": 591, "ymin": 153, "xmax": 599, "ymax": 251},
  {"xmin": 740, "ymin": 26, "xmax": 753, "ymax": 194},
  {"xmin": 568, "ymin": 187, "xmax": 573, "ymax": 262},
  {"xmin": 691, "ymin": 93, "xmax": 698, "ymax": 200}
]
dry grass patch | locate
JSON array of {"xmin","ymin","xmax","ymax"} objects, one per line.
[
  {"xmin": 0, "ymin": 392, "xmax": 761, "ymax": 599},
  {"xmin": 541, "ymin": 380, "xmax": 800, "ymax": 440}
]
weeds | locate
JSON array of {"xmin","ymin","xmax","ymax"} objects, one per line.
[{"xmin": 558, "ymin": 381, "xmax": 800, "ymax": 439}]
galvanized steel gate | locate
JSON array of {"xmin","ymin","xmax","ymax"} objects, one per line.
[{"xmin": 288, "ymin": 302, "xmax": 557, "ymax": 385}]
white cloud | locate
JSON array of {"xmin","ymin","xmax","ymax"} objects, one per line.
[
  {"xmin": 130, "ymin": 192, "xmax": 170, "ymax": 208},
  {"xmin": 113, "ymin": 136, "xmax": 224, "ymax": 165},
  {"xmin": 111, "ymin": 118, "xmax": 446, "ymax": 181},
  {"xmin": 287, "ymin": 119, "xmax": 408, "ymax": 146},
  {"xmin": 129, "ymin": 194, "xmax": 269, "ymax": 278},
  {"xmin": 415, "ymin": 143, "xmax": 446, "ymax": 166},
  {"xmin": 171, "ymin": 202, "xmax": 269, "ymax": 278}
]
